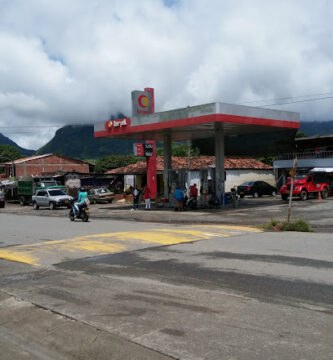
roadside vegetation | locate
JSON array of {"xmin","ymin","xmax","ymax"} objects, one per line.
[{"xmin": 261, "ymin": 219, "xmax": 313, "ymax": 232}]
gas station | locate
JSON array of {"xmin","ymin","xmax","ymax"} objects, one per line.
[{"xmin": 94, "ymin": 88, "xmax": 300, "ymax": 205}]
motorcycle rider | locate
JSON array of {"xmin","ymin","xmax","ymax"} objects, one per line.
[{"xmin": 74, "ymin": 188, "xmax": 88, "ymax": 217}]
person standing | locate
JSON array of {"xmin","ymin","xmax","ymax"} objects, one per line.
[
  {"xmin": 174, "ymin": 185, "xmax": 184, "ymax": 211},
  {"xmin": 132, "ymin": 185, "xmax": 140, "ymax": 210},
  {"xmin": 143, "ymin": 186, "xmax": 151, "ymax": 210}
]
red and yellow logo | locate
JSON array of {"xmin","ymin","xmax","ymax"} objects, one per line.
[{"xmin": 138, "ymin": 95, "xmax": 149, "ymax": 108}]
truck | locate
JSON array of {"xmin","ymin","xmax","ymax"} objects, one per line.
[
  {"xmin": 279, "ymin": 173, "xmax": 330, "ymax": 201},
  {"xmin": 17, "ymin": 178, "xmax": 66, "ymax": 206}
]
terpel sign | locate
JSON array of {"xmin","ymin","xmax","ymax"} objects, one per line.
[
  {"xmin": 104, "ymin": 118, "xmax": 130, "ymax": 132},
  {"xmin": 131, "ymin": 90, "xmax": 153, "ymax": 115}
]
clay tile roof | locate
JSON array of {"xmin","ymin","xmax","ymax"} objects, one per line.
[{"xmin": 107, "ymin": 156, "xmax": 272, "ymax": 174}]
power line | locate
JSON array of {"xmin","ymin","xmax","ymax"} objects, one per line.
[
  {"xmin": 258, "ymin": 95, "xmax": 333, "ymax": 108},
  {"xmin": 240, "ymin": 90, "xmax": 333, "ymax": 105},
  {"xmin": 0, "ymin": 91, "xmax": 333, "ymax": 131}
]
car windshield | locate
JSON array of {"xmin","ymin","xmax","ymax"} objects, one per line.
[
  {"xmin": 294, "ymin": 175, "xmax": 306, "ymax": 180},
  {"xmin": 48, "ymin": 190, "xmax": 66, "ymax": 196},
  {"xmin": 40, "ymin": 181, "xmax": 58, "ymax": 187},
  {"xmin": 97, "ymin": 188, "xmax": 108, "ymax": 194},
  {"xmin": 240, "ymin": 182, "xmax": 254, "ymax": 186}
]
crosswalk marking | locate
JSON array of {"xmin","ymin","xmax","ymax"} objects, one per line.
[{"xmin": 0, "ymin": 225, "xmax": 261, "ymax": 267}]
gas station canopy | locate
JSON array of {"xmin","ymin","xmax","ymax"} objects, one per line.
[{"xmin": 94, "ymin": 102, "xmax": 300, "ymax": 142}]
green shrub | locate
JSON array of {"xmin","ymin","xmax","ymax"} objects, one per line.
[{"xmin": 261, "ymin": 219, "xmax": 313, "ymax": 232}]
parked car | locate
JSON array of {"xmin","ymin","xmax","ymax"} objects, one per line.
[
  {"xmin": 237, "ymin": 181, "xmax": 277, "ymax": 198},
  {"xmin": 32, "ymin": 189, "xmax": 73, "ymax": 210},
  {"xmin": 0, "ymin": 192, "xmax": 5, "ymax": 208},
  {"xmin": 88, "ymin": 188, "xmax": 114, "ymax": 204}
]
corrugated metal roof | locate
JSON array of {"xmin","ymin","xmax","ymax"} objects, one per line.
[
  {"xmin": 1, "ymin": 153, "xmax": 53, "ymax": 165},
  {"xmin": 0, "ymin": 153, "xmax": 94, "ymax": 166}
]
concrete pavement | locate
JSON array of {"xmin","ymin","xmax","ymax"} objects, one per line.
[
  {"xmin": 2, "ymin": 196, "xmax": 333, "ymax": 231},
  {"xmin": 1, "ymin": 203, "xmax": 333, "ymax": 359}
]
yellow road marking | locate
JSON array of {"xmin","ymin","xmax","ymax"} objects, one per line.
[
  {"xmin": 0, "ymin": 226, "xmax": 260, "ymax": 266},
  {"xmin": 0, "ymin": 249, "xmax": 40, "ymax": 266}
]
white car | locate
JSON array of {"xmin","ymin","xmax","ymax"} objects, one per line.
[{"xmin": 32, "ymin": 189, "xmax": 73, "ymax": 210}]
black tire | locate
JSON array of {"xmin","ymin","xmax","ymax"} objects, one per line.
[
  {"xmin": 300, "ymin": 190, "xmax": 308, "ymax": 201},
  {"xmin": 33, "ymin": 201, "xmax": 39, "ymax": 210},
  {"xmin": 19, "ymin": 196, "xmax": 26, "ymax": 206},
  {"xmin": 108, "ymin": 199, "xmax": 112, "ymax": 203},
  {"xmin": 49, "ymin": 202, "xmax": 55, "ymax": 210},
  {"xmin": 281, "ymin": 194, "xmax": 288, "ymax": 200},
  {"xmin": 321, "ymin": 187, "xmax": 328, "ymax": 199},
  {"xmin": 82, "ymin": 212, "xmax": 89, "ymax": 222},
  {"xmin": 240, "ymin": 194, "xmax": 245, "ymax": 199},
  {"xmin": 69, "ymin": 209, "xmax": 75, "ymax": 221},
  {"xmin": 253, "ymin": 192, "xmax": 259, "ymax": 198}
]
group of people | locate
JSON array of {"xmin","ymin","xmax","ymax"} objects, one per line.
[
  {"xmin": 174, "ymin": 183, "xmax": 198, "ymax": 211},
  {"xmin": 131, "ymin": 185, "xmax": 151, "ymax": 210}
]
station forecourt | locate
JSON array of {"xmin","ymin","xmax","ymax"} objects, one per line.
[{"xmin": 94, "ymin": 88, "xmax": 300, "ymax": 205}]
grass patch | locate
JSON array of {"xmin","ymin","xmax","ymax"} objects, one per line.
[{"xmin": 261, "ymin": 219, "xmax": 313, "ymax": 232}]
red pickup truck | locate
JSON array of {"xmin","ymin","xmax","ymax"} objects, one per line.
[{"xmin": 280, "ymin": 173, "xmax": 329, "ymax": 201}]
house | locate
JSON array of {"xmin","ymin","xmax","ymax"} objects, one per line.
[
  {"xmin": 107, "ymin": 156, "xmax": 273, "ymax": 195},
  {"xmin": 274, "ymin": 134, "xmax": 333, "ymax": 187},
  {"xmin": 0, "ymin": 153, "xmax": 94, "ymax": 181}
]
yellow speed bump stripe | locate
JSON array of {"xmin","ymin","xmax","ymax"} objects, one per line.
[{"xmin": 0, "ymin": 226, "xmax": 260, "ymax": 267}]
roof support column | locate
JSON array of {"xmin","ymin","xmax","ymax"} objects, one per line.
[
  {"xmin": 214, "ymin": 123, "xmax": 225, "ymax": 207},
  {"xmin": 163, "ymin": 133, "xmax": 172, "ymax": 199}
]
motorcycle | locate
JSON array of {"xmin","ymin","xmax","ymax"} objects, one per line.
[
  {"xmin": 69, "ymin": 201, "xmax": 90, "ymax": 222},
  {"xmin": 187, "ymin": 196, "xmax": 197, "ymax": 210}
]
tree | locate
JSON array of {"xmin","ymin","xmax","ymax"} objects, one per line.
[
  {"xmin": 95, "ymin": 155, "xmax": 144, "ymax": 173},
  {"xmin": 0, "ymin": 145, "xmax": 22, "ymax": 161},
  {"xmin": 295, "ymin": 131, "xmax": 307, "ymax": 138},
  {"xmin": 156, "ymin": 143, "xmax": 200, "ymax": 157}
]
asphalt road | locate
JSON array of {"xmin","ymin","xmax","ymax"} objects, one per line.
[{"xmin": 0, "ymin": 213, "xmax": 332, "ymax": 359}]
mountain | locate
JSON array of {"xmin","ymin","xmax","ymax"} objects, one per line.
[
  {"xmin": 36, "ymin": 125, "xmax": 137, "ymax": 159},
  {"xmin": 35, "ymin": 120, "xmax": 333, "ymax": 160},
  {"xmin": 299, "ymin": 120, "xmax": 333, "ymax": 136},
  {"xmin": 0, "ymin": 133, "xmax": 35, "ymax": 156}
]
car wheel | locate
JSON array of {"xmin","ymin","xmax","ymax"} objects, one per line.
[
  {"xmin": 33, "ymin": 201, "xmax": 39, "ymax": 210},
  {"xmin": 49, "ymin": 202, "xmax": 55, "ymax": 210},
  {"xmin": 253, "ymin": 192, "xmax": 259, "ymax": 198},
  {"xmin": 300, "ymin": 190, "xmax": 308, "ymax": 201},
  {"xmin": 281, "ymin": 194, "xmax": 288, "ymax": 200},
  {"xmin": 272, "ymin": 191, "xmax": 277, "ymax": 196},
  {"xmin": 321, "ymin": 187, "xmax": 328, "ymax": 199},
  {"xmin": 108, "ymin": 199, "xmax": 112, "ymax": 203},
  {"xmin": 240, "ymin": 194, "xmax": 245, "ymax": 199}
]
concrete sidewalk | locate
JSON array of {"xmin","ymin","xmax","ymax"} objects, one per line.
[{"xmin": 88, "ymin": 197, "xmax": 333, "ymax": 231}]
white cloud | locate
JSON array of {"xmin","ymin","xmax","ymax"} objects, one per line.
[{"xmin": 0, "ymin": 0, "xmax": 333, "ymax": 149}]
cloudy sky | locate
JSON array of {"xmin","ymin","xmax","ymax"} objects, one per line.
[{"xmin": 1, "ymin": 0, "xmax": 333, "ymax": 149}]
